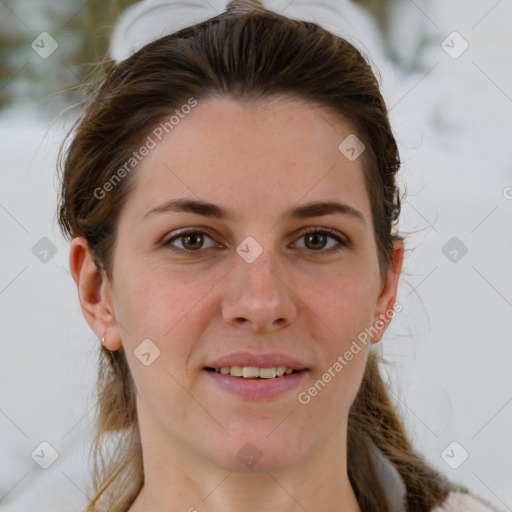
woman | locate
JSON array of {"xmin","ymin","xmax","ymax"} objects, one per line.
[{"xmin": 57, "ymin": 1, "xmax": 500, "ymax": 510}]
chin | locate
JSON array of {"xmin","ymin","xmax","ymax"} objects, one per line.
[{"xmin": 207, "ymin": 434, "xmax": 308, "ymax": 474}]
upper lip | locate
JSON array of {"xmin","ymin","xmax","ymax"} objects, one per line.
[{"xmin": 205, "ymin": 351, "xmax": 308, "ymax": 370}]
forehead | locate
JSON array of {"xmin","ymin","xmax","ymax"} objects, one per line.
[{"xmin": 122, "ymin": 96, "xmax": 372, "ymax": 226}]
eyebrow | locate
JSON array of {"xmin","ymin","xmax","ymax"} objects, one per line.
[{"xmin": 141, "ymin": 198, "xmax": 366, "ymax": 226}]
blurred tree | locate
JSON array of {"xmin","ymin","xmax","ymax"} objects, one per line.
[
  {"xmin": 83, "ymin": 0, "xmax": 137, "ymax": 62},
  {"xmin": 352, "ymin": 0, "xmax": 390, "ymax": 29},
  {"xmin": 0, "ymin": 0, "xmax": 389, "ymax": 116},
  {"xmin": 0, "ymin": 0, "xmax": 138, "ymax": 115}
]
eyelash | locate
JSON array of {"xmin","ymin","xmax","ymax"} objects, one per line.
[{"xmin": 162, "ymin": 227, "xmax": 348, "ymax": 256}]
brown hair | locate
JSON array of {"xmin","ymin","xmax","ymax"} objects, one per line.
[{"xmin": 57, "ymin": 0, "xmax": 465, "ymax": 510}]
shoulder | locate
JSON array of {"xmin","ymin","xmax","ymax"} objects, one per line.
[{"xmin": 431, "ymin": 491, "xmax": 501, "ymax": 512}]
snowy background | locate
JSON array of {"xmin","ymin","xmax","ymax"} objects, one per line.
[{"xmin": 1, "ymin": 0, "xmax": 511, "ymax": 510}]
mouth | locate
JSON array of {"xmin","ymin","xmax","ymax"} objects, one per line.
[
  {"xmin": 204, "ymin": 366, "xmax": 306, "ymax": 379},
  {"xmin": 204, "ymin": 365, "xmax": 309, "ymax": 400},
  {"xmin": 203, "ymin": 352, "xmax": 309, "ymax": 399}
]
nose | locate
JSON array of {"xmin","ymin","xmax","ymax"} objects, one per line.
[{"xmin": 221, "ymin": 246, "xmax": 297, "ymax": 332}]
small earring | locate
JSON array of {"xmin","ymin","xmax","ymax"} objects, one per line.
[{"xmin": 101, "ymin": 332, "xmax": 106, "ymax": 345}]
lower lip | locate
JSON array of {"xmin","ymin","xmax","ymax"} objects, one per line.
[{"xmin": 204, "ymin": 369, "xmax": 308, "ymax": 400}]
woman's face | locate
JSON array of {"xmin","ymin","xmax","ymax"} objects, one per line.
[{"xmin": 94, "ymin": 96, "xmax": 402, "ymax": 473}]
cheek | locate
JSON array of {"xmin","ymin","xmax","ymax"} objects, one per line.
[
  {"xmin": 295, "ymin": 344, "xmax": 369, "ymax": 447},
  {"xmin": 299, "ymin": 273, "xmax": 376, "ymax": 415},
  {"xmin": 114, "ymin": 258, "xmax": 219, "ymax": 340},
  {"xmin": 112, "ymin": 260, "xmax": 226, "ymax": 398},
  {"xmin": 304, "ymin": 269, "xmax": 378, "ymax": 346},
  {"xmin": 113, "ymin": 266, "xmax": 215, "ymax": 404},
  {"xmin": 308, "ymin": 270, "xmax": 377, "ymax": 417}
]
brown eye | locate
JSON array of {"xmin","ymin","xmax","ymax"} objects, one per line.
[
  {"xmin": 164, "ymin": 230, "xmax": 216, "ymax": 252},
  {"xmin": 181, "ymin": 232, "xmax": 204, "ymax": 250},
  {"xmin": 304, "ymin": 232, "xmax": 328, "ymax": 250},
  {"xmin": 294, "ymin": 228, "xmax": 347, "ymax": 253}
]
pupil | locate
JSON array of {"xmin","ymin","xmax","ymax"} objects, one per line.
[
  {"xmin": 307, "ymin": 233, "xmax": 325, "ymax": 250},
  {"xmin": 184, "ymin": 233, "xmax": 202, "ymax": 249}
]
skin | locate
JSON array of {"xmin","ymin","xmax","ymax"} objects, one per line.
[{"xmin": 70, "ymin": 96, "xmax": 403, "ymax": 512}]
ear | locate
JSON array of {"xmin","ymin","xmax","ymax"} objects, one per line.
[
  {"xmin": 370, "ymin": 238, "xmax": 404, "ymax": 344},
  {"xmin": 69, "ymin": 237, "xmax": 122, "ymax": 351}
]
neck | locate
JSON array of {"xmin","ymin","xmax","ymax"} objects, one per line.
[{"xmin": 128, "ymin": 414, "xmax": 361, "ymax": 512}]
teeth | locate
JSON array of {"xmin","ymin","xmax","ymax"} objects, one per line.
[
  {"xmin": 214, "ymin": 366, "xmax": 297, "ymax": 378},
  {"xmin": 243, "ymin": 366, "xmax": 261, "ymax": 378},
  {"xmin": 257, "ymin": 367, "xmax": 276, "ymax": 379},
  {"xmin": 230, "ymin": 366, "xmax": 243, "ymax": 377}
]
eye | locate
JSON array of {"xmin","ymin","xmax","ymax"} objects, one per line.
[
  {"xmin": 163, "ymin": 229, "xmax": 217, "ymax": 252},
  {"xmin": 293, "ymin": 228, "xmax": 347, "ymax": 253},
  {"xmin": 162, "ymin": 227, "xmax": 348, "ymax": 255}
]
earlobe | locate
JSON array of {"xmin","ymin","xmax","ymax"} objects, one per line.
[
  {"xmin": 69, "ymin": 237, "xmax": 123, "ymax": 351},
  {"xmin": 370, "ymin": 238, "xmax": 405, "ymax": 344}
]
